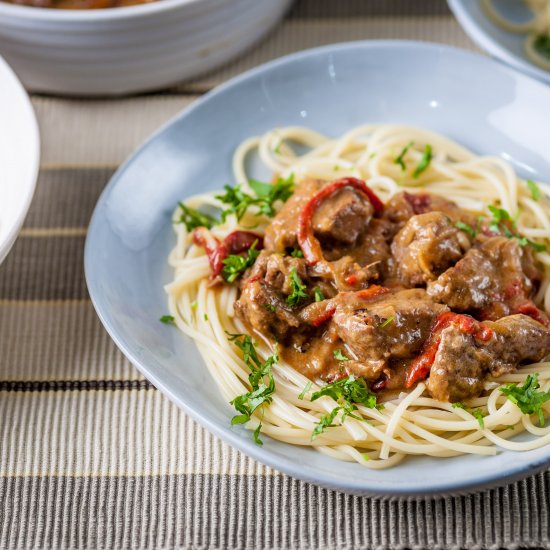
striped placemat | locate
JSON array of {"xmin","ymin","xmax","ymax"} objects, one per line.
[{"xmin": 1, "ymin": 2, "xmax": 549, "ymax": 548}]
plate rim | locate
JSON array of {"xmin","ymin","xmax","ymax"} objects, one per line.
[
  {"xmin": 447, "ymin": 0, "xmax": 550, "ymax": 85},
  {"xmin": 85, "ymin": 39, "xmax": 550, "ymax": 496},
  {"xmin": 0, "ymin": 55, "xmax": 40, "ymax": 265}
]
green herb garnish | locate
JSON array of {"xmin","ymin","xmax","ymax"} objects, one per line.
[
  {"xmin": 527, "ymin": 179, "xmax": 541, "ymax": 201},
  {"xmin": 394, "ymin": 141, "xmax": 414, "ymax": 171},
  {"xmin": 487, "ymin": 205, "xmax": 547, "ymax": 252},
  {"xmin": 221, "ymin": 240, "xmax": 260, "ymax": 283},
  {"xmin": 451, "ymin": 402, "xmax": 485, "ymax": 429},
  {"xmin": 215, "ymin": 174, "xmax": 294, "ymax": 222},
  {"xmin": 534, "ymin": 34, "xmax": 550, "ymax": 59},
  {"xmin": 455, "ymin": 221, "xmax": 477, "ymax": 238},
  {"xmin": 413, "ymin": 144, "xmax": 433, "ymax": 178},
  {"xmin": 290, "ymin": 247, "xmax": 304, "ymax": 258},
  {"xmin": 309, "ymin": 375, "xmax": 380, "ymax": 440},
  {"xmin": 264, "ymin": 304, "xmax": 276, "ymax": 313},
  {"xmin": 313, "ymin": 287, "xmax": 325, "ymax": 302},
  {"xmin": 176, "ymin": 202, "xmax": 217, "ymax": 231},
  {"xmin": 159, "ymin": 315, "xmax": 175, "ymax": 325},
  {"xmin": 228, "ymin": 333, "xmax": 278, "ymax": 444},
  {"xmin": 333, "ymin": 349, "xmax": 350, "ymax": 361},
  {"xmin": 298, "ymin": 381, "xmax": 313, "ymax": 400},
  {"xmin": 499, "ymin": 373, "xmax": 550, "ymax": 426},
  {"xmin": 379, "ymin": 316, "xmax": 395, "ymax": 328},
  {"xmin": 286, "ymin": 268, "xmax": 308, "ymax": 308}
]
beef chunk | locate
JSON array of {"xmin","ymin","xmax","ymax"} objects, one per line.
[
  {"xmin": 427, "ymin": 236, "xmax": 542, "ymax": 318},
  {"xmin": 329, "ymin": 288, "xmax": 448, "ymax": 379},
  {"xmin": 234, "ymin": 251, "xmax": 309, "ymax": 339},
  {"xmin": 312, "ymin": 187, "xmax": 374, "ymax": 246},
  {"xmin": 264, "ymin": 178, "xmax": 375, "ymax": 254},
  {"xmin": 384, "ymin": 191, "xmax": 476, "ymax": 232},
  {"xmin": 264, "ymin": 179, "xmax": 322, "ymax": 253},
  {"xmin": 392, "ymin": 211, "xmax": 471, "ymax": 286},
  {"xmin": 427, "ymin": 314, "xmax": 550, "ymax": 401}
]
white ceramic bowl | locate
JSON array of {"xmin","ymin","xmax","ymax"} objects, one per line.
[
  {"xmin": 448, "ymin": 0, "xmax": 550, "ymax": 85},
  {"xmin": 0, "ymin": 55, "xmax": 39, "ymax": 265},
  {"xmin": 0, "ymin": 0, "xmax": 292, "ymax": 96}
]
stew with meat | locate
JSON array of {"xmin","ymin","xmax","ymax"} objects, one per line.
[{"xmin": 230, "ymin": 177, "xmax": 550, "ymax": 402}]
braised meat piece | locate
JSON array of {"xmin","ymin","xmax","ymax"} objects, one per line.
[
  {"xmin": 427, "ymin": 314, "xmax": 550, "ymax": 401},
  {"xmin": 383, "ymin": 191, "xmax": 476, "ymax": 232},
  {"xmin": 312, "ymin": 187, "xmax": 374, "ymax": 245},
  {"xmin": 392, "ymin": 212, "xmax": 471, "ymax": 286},
  {"xmin": 234, "ymin": 251, "xmax": 310, "ymax": 339},
  {"xmin": 264, "ymin": 179, "xmax": 322, "ymax": 253},
  {"xmin": 427, "ymin": 236, "xmax": 543, "ymax": 320},
  {"xmin": 328, "ymin": 288, "xmax": 448, "ymax": 379},
  {"xmin": 264, "ymin": 178, "xmax": 375, "ymax": 253}
]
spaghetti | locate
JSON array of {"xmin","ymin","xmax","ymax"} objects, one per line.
[{"xmin": 165, "ymin": 124, "xmax": 550, "ymax": 469}]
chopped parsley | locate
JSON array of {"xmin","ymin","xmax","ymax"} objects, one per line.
[
  {"xmin": 451, "ymin": 402, "xmax": 485, "ymax": 429},
  {"xmin": 264, "ymin": 304, "xmax": 276, "ymax": 313},
  {"xmin": 333, "ymin": 349, "xmax": 350, "ymax": 361},
  {"xmin": 216, "ymin": 174, "xmax": 295, "ymax": 222},
  {"xmin": 499, "ymin": 373, "xmax": 550, "ymax": 426},
  {"xmin": 308, "ymin": 375, "xmax": 381, "ymax": 440},
  {"xmin": 313, "ymin": 287, "xmax": 325, "ymax": 302},
  {"xmin": 191, "ymin": 301, "xmax": 198, "ymax": 311},
  {"xmin": 221, "ymin": 240, "xmax": 260, "ymax": 283},
  {"xmin": 290, "ymin": 247, "xmax": 304, "ymax": 258},
  {"xmin": 159, "ymin": 315, "xmax": 175, "ymax": 325},
  {"xmin": 487, "ymin": 205, "xmax": 547, "ymax": 252},
  {"xmin": 527, "ymin": 179, "xmax": 541, "ymax": 201},
  {"xmin": 394, "ymin": 141, "xmax": 414, "ymax": 171},
  {"xmin": 455, "ymin": 221, "xmax": 477, "ymax": 238},
  {"xmin": 286, "ymin": 268, "xmax": 308, "ymax": 308},
  {"xmin": 413, "ymin": 144, "xmax": 433, "ymax": 178},
  {"xmin": 298, "ymin": 381, "xmax": 313, "ymax": 400},
  {"xmin": 176, "ymin": 202, "xmax": 218, "ymax": 231},
  {"xmin": 379, "ymin": 316, "xmax": 395, "ymax": 328},
  {"xmin": 227, "ymin": 333, "xmax": 278, "ymax": 444},
  {"xmin": 534, "ymin": 34, "xmax": 550, "ymax": 59},
  {"xmin": 203, "ymin": 314, "xmax": 209, "ymax": 321}
]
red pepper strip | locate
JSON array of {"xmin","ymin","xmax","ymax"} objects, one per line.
[
  {"xmin": 311, "ymin": 306, "xmax": 336, "ymax": 327},
  {"xmin": 515, "ymin": 301, "xmax": 550, "ymax": 327},
  {"xmin": 297, "ymin": 177, "xmax": 384, "ymax": 266},
  {"xmin": 224, "ymin": 231, "xmax": 264, "ymax": 255},
  {"xmin": 193, "ymin": 227, "xmax": 226, "ymax": 278},
  {"xmin": 405, "ymin": 312, "xmax": 494, "ymax": 389},
  {"xmin": 355, "ymin": 285, "xmax": 390, "ymax": 301},
  {"xmin": 371, "ymin": 374, "xmax": 388, "ymax": 392},
  {"xmin": 404, "ymin": 192, "xmax": 432, "ymax": 214},
  {"xmin": 344, "ymin": 273, "xmax": 358, "ymax": 286},
  {"xmin": 193, "ymin": 228, "xmax": 263, "ymax": 279}
]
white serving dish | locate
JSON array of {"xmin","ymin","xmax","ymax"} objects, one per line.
[
  {"xmin": 0, "ymin": 0, "xmax": 292, "ymax": 96},
  {"xmin": 0, "ymin": 55, "xmax": 40, "ymax": 266}
]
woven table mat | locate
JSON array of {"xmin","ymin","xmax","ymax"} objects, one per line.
[{"xmin": 1, "ymin": 2, "xmax": 549, "ymax": 549}]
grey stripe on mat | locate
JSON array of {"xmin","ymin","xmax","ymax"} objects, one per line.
[
  {"xmin": 289, "ymin": 0, "xmax": 451, "ymax": 18},
  {"xmin": 0, "ymin": 473, "xmax": 549, "ymax": 550}
]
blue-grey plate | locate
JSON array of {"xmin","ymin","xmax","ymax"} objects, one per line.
[
  {"xmin": 448, "ymin": 0, "xmax": 550, "ymax": 85},
  {"xmin": 85, "ymin": 41, "xmax": 550, "ymax": 496}
]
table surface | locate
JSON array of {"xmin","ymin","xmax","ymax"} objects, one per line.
[{"xmin": 1, "ymin": 2, "xmax": 550, "ymax": 549}]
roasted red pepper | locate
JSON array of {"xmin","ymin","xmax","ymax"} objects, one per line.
[
  {"xmin": 515, "ymin": 301, "xmax": 550, "ymax": 327},
  {"xmin": 405, "ymin": 312, "xmax": 493, "ymax": 389},
  {"xmin": 310, "ymin": 306, "xmax": 336, "ymax": 327},
  {"xmin": 355, "ymin": 285, "xmax": 390, "ymax": 301},
  {"xmin": 297, "ymin": 177, "xmax": 384, "ymax": 266},
  {"xmin": 193, "ymin": 228, "xmax": 263, "ymax": 279}
]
